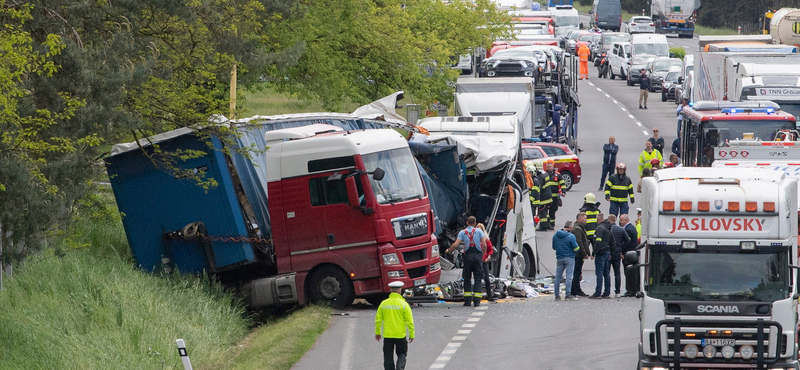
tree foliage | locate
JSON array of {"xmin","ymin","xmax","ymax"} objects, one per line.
[{"xmin": 270, "ymin": 0, "xmax": 512, "ymax": 109}]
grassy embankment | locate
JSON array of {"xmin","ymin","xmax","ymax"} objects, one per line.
[{"xmin": 0, "ymin": 138, "xmax": 331, "ymax": 369}]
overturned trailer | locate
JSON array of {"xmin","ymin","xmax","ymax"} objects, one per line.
[{"xmin": 411, "ymin": 116, "xmax": 540, "ymax": 279}]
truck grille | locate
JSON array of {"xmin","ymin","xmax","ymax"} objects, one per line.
[
  {"xmin": 656, "ymin": 318, "xmax": 784, "ymax": 365},
  {"xmin": 406, "ymin": 266, "xmax": 428, "ymax": 279},
  {"xmin": 402, "ymin": 249, "xmax": 426, "ymax": 263}
]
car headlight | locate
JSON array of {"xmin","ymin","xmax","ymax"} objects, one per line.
[
  {"xmin": 431, "ymin": 245, "xmax": 439, "ymax": 258},
  {"xmin": 382, "ymin": 253, "xmax": 400, "ymax": 266},
  {"xmin": 525, "ymin": 61, "xmax": 536, "ymax": 67}
]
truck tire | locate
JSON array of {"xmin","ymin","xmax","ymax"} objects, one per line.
[
  {"xmin": 522, "ymin": 245, "xmax": 537, "ymax": 277},
  {"xmin": 309, "ymin": 265, "xmax": 355, "ymax": 307},
  {"xmin": 621, "ymin": 67, "xmax": 626, "ymax": 80},
  {"xmin": 610, "ymin": 69, "xmax": 615, "ymax": 80}
]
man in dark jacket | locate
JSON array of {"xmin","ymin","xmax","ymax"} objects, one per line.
[
  {"xmin": 639, "ymin": 69, "xmax": 650, "ymax": 109},
  {"xmin": 599, "ymin": 136, "xmax": 618, "ymax": 191},
  {"xmin": 608, "ymin": 214, "xmax": 630, "ymax": 298},
  {"xmin": 571, "ymin": 212, "xmax": 591, "ymax": 297},
  {"xmin": 620, "ymin": 214, "xmax": 640, "ymax": 297},
  {"xmin": 588, "ymin": 213, "xmax": 615, "ymax": 299},
  {"xmin": 552, "ymin": 221, "xmax": 579, "ymax": 301},
  {"xmin": 647, "ymin": 127, "xmax": 665, "ymax": 156}
]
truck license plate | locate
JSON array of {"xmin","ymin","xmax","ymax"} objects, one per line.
[
  {"xmin": 706, "ymin": 339, "xmax": 735, "ymax": 346},
  {"xmin": 393, "ymin": 214, "xmax": 428, "ymax": 239},
  {"xmin": 414, "ymin": 278, "xmax": 426, "ymax": 286}
]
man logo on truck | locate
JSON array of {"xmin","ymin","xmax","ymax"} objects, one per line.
[
  {"xmin": 697, "ymin": 305, "xmax": 740, "ymax": 314},
  {"xmin": 669, "ymin": 217, "xmax": 764, "ymax": 233}
]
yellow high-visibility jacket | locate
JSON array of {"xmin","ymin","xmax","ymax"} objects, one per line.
[{"xmin": 375, "ymin": 293, "xmax": 415, "ymax": 339}]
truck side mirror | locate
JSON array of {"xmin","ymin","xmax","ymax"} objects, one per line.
[
  {"xmin": 624, "ymin": 250, "xmax": 638, "ymax": 264},
  {"xmin": 371, "ymin": 167, "xmax": 385, "ymax": 181},
  {"xmin": 346, "ymin": 176, "xmax": 360, "ymax": 208}
]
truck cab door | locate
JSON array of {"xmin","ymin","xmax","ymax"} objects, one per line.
[{"xmin": 311, "ymin": 172, "xmax": 380, "ymax": 278}]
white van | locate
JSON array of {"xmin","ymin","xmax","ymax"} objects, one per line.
[{"xmin": 630, "ymin": 33, "xmax": 669, "ymax": 59}]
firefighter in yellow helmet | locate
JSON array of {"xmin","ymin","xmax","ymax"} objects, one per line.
[
  {"xmin": 604, "ymin": 163, "xmax": 634, "ymax": 218},
  {"xmin": 537, "ymin": 159, "xmax": 563, "ymax": 231}
]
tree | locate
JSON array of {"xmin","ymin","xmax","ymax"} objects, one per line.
[{"xmin": 270, "ymin": 0, "xmax": 512, "ymax": 110}]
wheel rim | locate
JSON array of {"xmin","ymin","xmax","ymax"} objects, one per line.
[
  {"xmin": 319, "ymin": 275, "xmax": 342, "ymax": 300},
  {"xmin": 514, "ymin": 253, "xmax": 527, "ymax": 276},
  {"xmin": 562, "ymin": 173, "xmax": 573, "ymax": 189}
]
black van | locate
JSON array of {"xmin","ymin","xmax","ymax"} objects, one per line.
[{"xmin": 590, "ymin": 0, "xmax": 622, "ymax": 31}]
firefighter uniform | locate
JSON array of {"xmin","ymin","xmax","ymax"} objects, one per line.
[
  {"xmin": 604, "ymin": 163, "xmax": 635, "ymax": 217},
  {"xmin": 536, "ymin": 169, "xmax": 552, "ymax": 230},
  {"xmin": 455, "ymin": 226, "xmax": 485, "ymax": 306},
  {"xmin": 579, "ymin": 193, "xmax": 600, "ymax": 242},
  {"xmin": 526, "ymin": 162, "xmax": 541, "ymax": 219},
  {"xmin": 543, "ymin": 168, "xmax": 564, "ymax": 230}
]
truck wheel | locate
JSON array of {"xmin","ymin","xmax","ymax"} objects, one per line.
[
  {"xmin": 621, "ymin": 67, "xmax": 626, "ymax": 79},
  {"xmin": 309, "ymin": 266, "xmax": 355, "ymax": 307},
  {"xmin": 523, "ymin": 245, "xmax": 537, "ymax": 277},
  {"xmin": 365, "ymin": 293, "xmax": 389, "ymax": 307},
  {"xmin": 661, "ymin": 92, "xmax": 667, "ymax": 102},
  {"xmin": 610, "ymin": 69, "xmax": 615, "ymax": 79},
  {"xmin": 560, "ymin": 171, "xmax": 574, "ymax": 191}
]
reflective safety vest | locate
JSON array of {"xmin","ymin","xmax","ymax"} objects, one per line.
[
  {"xmin": 638, "ymin": 149, "xmax": 663, "ymax": 175},
  {"xmin": 604, "ymin": 173, "xmax": 634, "ymax": 203},
  {"xmin": 529, "ymin": 175, "xmax": 541, "ymax": 206},
  {"xmin": 537, "ymin": 171, "xmax": 552, "ymax": 205},
  {"xmin": 375, "ymin": 293, "xmax": 415, "ymax": 339},
  {"xmin": 545, "ymin": 170, "xmax": 563, "ymax": 199}
]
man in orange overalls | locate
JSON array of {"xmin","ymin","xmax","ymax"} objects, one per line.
[{"xmin": 577, "ymin": 43, "xmax": 591, "ymax": 80}]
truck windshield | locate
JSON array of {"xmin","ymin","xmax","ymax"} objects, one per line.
[
  {"xmin": 634, "ymin": 43, "xmax": 669, "ymax": 57},
  {"xmin": 362, "ymin": 148, "xmax": 426, "ymax": 205},
  {"xmin": 649, "ymin": 251, "xmax": 790, "ymax": 302},
  {"xmin": 697, "ymin": 119, "xmax": 796, "ymax": 165},
  {"xmin": 555, "ymin": 16, "xmax": 579, "ymax": 27}
]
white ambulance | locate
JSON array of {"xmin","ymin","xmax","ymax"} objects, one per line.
[{"xmin": 630, "ymin": 167, "xmax": 799, "ymax": 370}]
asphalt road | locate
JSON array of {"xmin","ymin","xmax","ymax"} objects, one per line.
[{"xmin": 290, "ymin": 69, "xmax": 684, "ymax": 370}]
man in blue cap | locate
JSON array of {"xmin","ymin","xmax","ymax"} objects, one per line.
[{"xmin": 375, "ymin": 281, "xmax": 415, "ymax": 370}]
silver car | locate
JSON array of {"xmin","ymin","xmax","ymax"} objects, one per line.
[
  {"xmin": 626, "ymin": 16, "xmax": 655, "ymax": 34},
  {"xmin": 626, "ymin": 53, "xmax": 657, "ymax": 86}
]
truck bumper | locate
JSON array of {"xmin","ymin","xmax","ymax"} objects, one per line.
[
  {"xmin": 640, "ymin": 356, "xmax": 799, "ymax": 369},
  {"xmin": 378, "ymin": 236, "xmax": 442, "ymax": 293},
  {"xmin": 660, "ymin": 27, "xmax": 693, "ymax": 36}
]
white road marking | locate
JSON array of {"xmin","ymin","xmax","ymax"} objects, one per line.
[
  {"xmin": 476, "ymin": 306, "xmax": 488, "ymax": 310},
  {"xmin": 628, "ymin": 114, "xmax": 636, "ymax": 119},
  {"xmin": 643, "ymin": 130, "xmax": 649, "ymax": 135},
  {"xmin": 457, "ymin": 329, "xmax": 472, "ymax": 334},
  {"xmin": 338, "ymin": 319, "xmax": 356, "ymax": 370},
  {"xmin": 447, "ymin": 342, "xmax": 462, "ymax": 347},
  {"xmin": 612, "ymin": 100, "xmax": 619, "ymax": 104},
  {"xmin": 596, "ymin": 87, "xmax": 603, "ymax": 92},
  {"xmin": 636, "ymin": 122, "xmax": 643, "ymax": 126},
  {"xmin": 442, "ymin": 349, "xmax": 457, "ymax": 354},
  {"xmin": 462, "ymin": 323, "xmax": 476, "ymax": 328},
  {"xmin": 452, "ymin": 336, "xmax": 467, "ymax": 341},
  {"xmin": 472, "ymin": 311, "xmax": 485, "ymax": 316},
  {"xmin": 436, "ymin": 356, "xmax": 452, "ymax": 361},
  {"xmin": 588, "ymin": 82, "xmax": 595, "ymax": 86},
  {"xmin": 604, "ymin": 93, "xmax": 611, "ymax": 98},
  {"xmin": 429, "ymin": 364, "xmax": 446, "ymax": 369},
  {"xmin": 467, "ymin": 317, "xmax": 481, "ymax": 322}
]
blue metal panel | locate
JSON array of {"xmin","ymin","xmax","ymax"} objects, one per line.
[{"xmin": 106, "ymin": 133, "xmax": 255, "ymax": 273}]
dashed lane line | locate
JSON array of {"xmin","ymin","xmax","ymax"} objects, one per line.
[
  {"xmin": 589, "ymin": 81, "xmax": 650, "ymax": 134},
  {"xmin": 428, "ymin": 307, "xmax": 486, "ymax": 369}
]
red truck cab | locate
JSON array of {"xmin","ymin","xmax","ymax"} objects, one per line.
[{"xmin": 265, "ymin": 125, "xmax": 440, "ymax": 306}]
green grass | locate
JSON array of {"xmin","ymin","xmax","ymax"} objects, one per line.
[
  {"xmin": 693, "ymin": 24, "xmax": 739, "ymax": 36},
  {"xmin": 201, "ymin": 305, "xmax": 331, "ymax": 370},
  {"xmin": 669, "ymin": 46, "xmax": 686, "ymax": 59},
  {"xmin": 239, "ymin": 84, "xmax": 360, "ymax": 117},
  {"xmin": 0, "ymin": 251, "xmax": 249, "ymax": 370}
]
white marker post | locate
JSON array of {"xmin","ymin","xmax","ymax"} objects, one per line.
[{"xmin": 176, "ymin": 339, "xmax": 193, "ymax": 370}]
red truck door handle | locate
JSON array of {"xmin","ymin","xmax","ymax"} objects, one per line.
[{"xmin": 327, "ymin": 234, "xmax": 335, "ymax": 244}]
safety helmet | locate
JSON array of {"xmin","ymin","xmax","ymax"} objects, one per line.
[
  {"xmin": 616, "ymin": 163, "xmax": 626, "ymax": 170},
  {"xmin": 584, "ymin": 193, "xmax": 596, "ymax": 203},
  {"xmin": 525, "ymin": 161, "xmax": 537, "ymax": 172},
  {"xmin": 650, "ymin": 158, "xmax": 660, "ymax": 165}
]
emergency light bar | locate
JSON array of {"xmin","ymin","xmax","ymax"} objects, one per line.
[
  {"xmin": 721, "ymin": 108, "xmax": 775, "ymax": 114},
  {"xmin": 662, "ymin": 200, "xmax": 776, "ymax": 213}
]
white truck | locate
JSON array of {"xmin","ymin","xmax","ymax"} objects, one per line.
[
  {"xmin": 770, "ymin": 8, "xmax": 800, "ymax": 46},
  {"xmin": 413, "ymin": 115, "xmax": 540, "ymax": 279},
  {"xmin": 454, "ymin": 77, "xmax": 538, "ymax": 138},
  {"xmin": 691, "ymin": 52, "xmax": 800, "ymax": 120},
  {"xmin": 631, "ymin": 167, "xmax": 799, "ymax": 370},
  {"xmin": 650, "ymin": 0, "xmax": 698, "ymax": 38}
]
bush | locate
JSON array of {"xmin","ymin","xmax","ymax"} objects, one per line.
[
  {"xmin": 670, "ymin": 47, "xmax": 686, "ymax": 60},
  {"xmin": 0, "ymin": 251, "xmax": 249, "ymax": 370}
]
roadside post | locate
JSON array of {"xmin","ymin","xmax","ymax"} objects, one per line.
[{"xmin": 176, "ymin": 339, "xmax": 193, "ymax": 370}]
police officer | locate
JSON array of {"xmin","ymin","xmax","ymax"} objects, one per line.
[
  {"xmin": 375, "ymin": 281, "xmax": 415, "ymax": 370},
  {"xmin": 579, "ymin": 193, "xmax": 601, "ymax": 242},
  {"xmin": 604, "ymin": 163, "xmax": 635, "ymax": 217},
  {"xmin": 446, "ymin": 216, "xmax": 487, "ymax": 306},
  {"xmin": 544, "ymin": 160, "xmax": 564, "ymax": 231}
]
